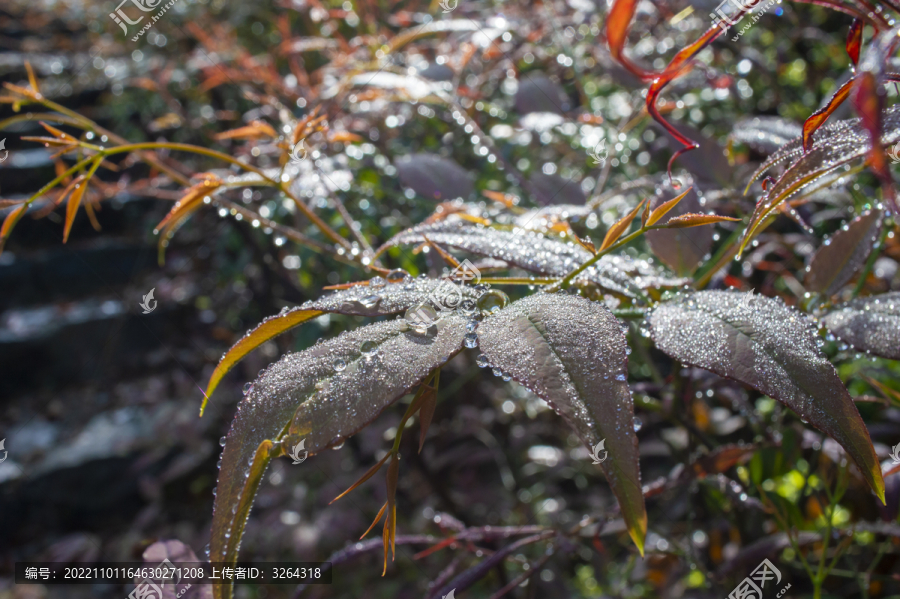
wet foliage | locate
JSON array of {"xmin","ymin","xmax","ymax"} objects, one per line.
[{"xmin": 3, "ymin": 0, "xmax": 900, "ymax": 598}]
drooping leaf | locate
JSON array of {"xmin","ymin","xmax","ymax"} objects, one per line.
[
  {"xmin": 394, "ymin": 153, "xmax": 474, "ymax": 201},
  {"xmin": 378, "ymin": 220, "xmax": 687, "ymax": 298},
  {"xmin": 155, "ymin": 174, "xmax": 223, "ymax": 262},
  {"xmin": 648, "ymin": 290, "xmax": 884, "ymax": 502},
  {"xmin": 823, "ymin": 292, "xmax": 900, "ymax": 360},
  {"xmin": 477, "ymin": 293, "xmax": 646, "ymax": 553},
  {"xmin": 0, "ymin": 203, "xmax": 28, "ymax": 254},
  {"xmin": 62, "ymin": 176, "xmax": 89, "ymax": 243},
  {"xmin": 805, "ymin": 209, "xmax": 882, "ymax": 295},
  {"xmin": 605, "ymin": 0, "xmax": 654, "ymax": 82},
  {"xmin": 211, "ymin": 314, "xmax": 468, "ymax": 599},
  {"xmin": 741, "ymin": 104, "xmax": 900, "ymax": 254},
  {"xmin": 730, "ymin": 116, "xmax": 803, "ymax": 155},
  {"xmin": 203, "ymin": 276, "xmax": 473, "ymax": 409}
]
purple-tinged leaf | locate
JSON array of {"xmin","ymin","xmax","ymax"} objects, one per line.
[
  {"xmin": 477, "ymin": 293, "xmax": 646, "ymax": 554},
  {"xmin": 211, "ymin": 314, "xmax": 468, "ymax": 599},
  {"xmin": 805, "ymin": 209, "xmax": 882, "ymax": 295},
  {"xmin": 395, "ymin": 153, "xmax": 473, "ymax": 201},
  {"xmin": 648, "ymin": 290, "xmax": 884, "ymax": 503},
  {"xmin": 730, "ymin": 116, "xmax": 803, "ymax": 155},
  {"xmin": 823, "ymin": 292, "xmax": 900, "ymax": 360}
]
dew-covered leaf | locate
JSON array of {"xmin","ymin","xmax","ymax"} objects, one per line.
[
  {"xmin": 741, "ymin": 105, "xmax": 900, "ymax": 254},
  {"xmin": 514, "ymin": 73, "xmax": 571, "ymax": 115},
  {"xmin": 211, "ymin": 314, "xmax": 468, "ymax": 598},
  {"xmin": 823, "ymin": 292, "xmax": 900, "ymax": 360},
  {"xmin": 395, "ymin": 153, "xmax": 473, "ymax": 201},
  {"xmin": 477, "ymin": 293, "xmax": 646, "ymax": 553},
  {"xmin": 378, "ymin": 220, "xmax": 687, "ymax": 298},
  {"xmin": 646, "ymin": 187, "xmax": 712, "ymax": 276},
  {"xmin": 662, "ymin": 213, "xmax": 741, "ymax": 228},
  {"xmin": 730, "ymin": 117, "xmax": 803, "ymax": 154},
  {"xmin": 648, "ymin": 290, "xmax": 884, "ymax": 501},
  {"xmin": 203, "ymin": 276, "xmax": 470, "ymax": 409},
  {"xmin": 805, "ymin": 209, "xmax": 882, "ymax": 295}
]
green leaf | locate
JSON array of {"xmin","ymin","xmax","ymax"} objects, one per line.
[
  {"xmin": 210, "ymin": 314, "xmax": 468, "ymax": 599},
  {"xmin": 648, "ymin": 290, "xmax": 885, "ymax": 503},
  {"xmin": 476, "ymin": 293, "xmax": 647, "ymax": 554}
]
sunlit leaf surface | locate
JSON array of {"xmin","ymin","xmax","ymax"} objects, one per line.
[
  {"xmin": 824, "ymin": 292, "xmax": 900, "ymax": 360},
  {"xmin": 204, "ymin": 276, "xmax": 473, "ymax": 406},
  {"xmin": 379, "ymin": 220, "xmax": 686, "ymax": 298},
  {"xmin": 649, "ymin": 290, "xmax": 884, "ymax": 502},
  {"xmin": 477, "ymin": 293, "xmax": 646, "ymax": 553},
  {"xmin": 211, "ymin": 314, "xmax": 468, "ymax": 599}
]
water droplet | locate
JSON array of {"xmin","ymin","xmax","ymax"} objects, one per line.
[
  {"xmin": 219, "ymin": 436, "xmax": 227, "ymax": 447},
  {"xmin": 492, "ymin": 367, "xmax": 503, "ymax": 377},
  {"xmin": 333, "ymin": 358, "xmax": 347, "ymax": 372},
  {"xmin": 243, "ymin": 382, "xmax": 253, "ymax": 394},
  {"xmin": 404, "ymin": 303, "xmax": 438, "ymax": 331},
  {"xmin": 386, "ymin": 269, "xmax": 412, "ymax": 283},
  {"xmin": 476, "ymin": 289, "xmax": 510, "ymax": 315},
  {"xmin": 459, "ymin": 298, "xmax": 477, "ymax": 315},
  {"xmin": 633, "ymin": 417, "xmax": 642, "ymax": 432},
  {"xmin": 359, "ymin": 294, "xmax": 381, "ymax": 309},
  {"xmin": 465, "ymin": 333, "xmax": 478, "ymax": 348},
  {"xmin": 476, "ymin": 354, "xmax": 490, "ymax": 368},
  {"xmin": 360, "ymin": 340, "xmax": 378, "ymax": 357},
  {"xmin": 369, "ymin": 276, "xmax": 386, "ymax": 288},
  {"xmin": 466, "ymin": 320, "xmax": 479, "ymax": 333}
]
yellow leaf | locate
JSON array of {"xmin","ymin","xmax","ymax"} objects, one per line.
[
  {"xmin": 600, "ymin": 199, "xmax": 645, "ymax": 251},
  {"xmin": 62, "ymin": 177, "xmax": 88, "ymax": 243},
  {"xmin": 646, "ymin": 187, "xmax": 693, "ymax": 226},
  {"xmin": 330, "ymin": 452, "xmax": 392, "ymax": 504},
  {"xmin": 155, "ymin": 174, "xmax": 222, "ymax": 264},
  {"xmin": 0, "ymin": 203, "xmax": 28, "ymax": 254},
  {"xmin": 662, "ymin": 213, "xmax": 741, "ymax": 228},
  {"xmin": 201, "ymin": 308, "xmax": 324, "ymax": 414}
]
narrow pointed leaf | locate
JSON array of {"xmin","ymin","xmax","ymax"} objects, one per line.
[
  {"xmin": 802, "ymin": 80, "xmax": 852, "ymax": 152},
  {"xmin": 203, "ymin": 277, "xmax": 471, "ymax": 409},
  {"xmin": 62, "ymin": 177, "xmax": 89, "ymax": 243},
  {"xmin": 418, "ymin": 388, "xmax": 437, "ymax": 453},
  {"xmin": 741, "ymin": 104, "xmax": 900, "ymax": 254},
  {"xmin": 646, "ymin": 186, "xmax": 712, "ymax": 276},
  {"xmin": 646, "ymin": 187, "xmax": 692, "ymax": 226},
  {"xmin": 823, "ymin": 292, "xmax": 900, "ymax": 360},
  {"xmin": 600, "ymin": 199, "xmax": 645, "ymax": 252},
  {"xmin": 360, "ymin": 501, "xmax": 387, "ymax": 540},
  {"xmin": 606, "ymin": 0, "xmax": 654, "ymax": 82},
  {"xmin": 330, "ymin": 452, "xmax": 392, "ymax": 504},
  {"xmin": 805, "ymin": 209, "xmax": 882, "ymax": 295},
  {"xmin": 662, "ymin": 213, "xmax": 741, "ymax": 228},
  {"xmin": 648, "ymin": 290, "xmax": 884, "ymax": 502},
  {"xmin": 379, "ymin": 220, "xmax": 686, "ymax": 298},
  {"xmin": 0, "ymin": 203, "xmax": 28, "ymax": 254},
  {"xmin": 210, "ymin": 314, "xmax": 468, "ymax": 599},
  {"xmin": 847, "ymin": 19, "xmax": 863, "ymax": 67},
  {"xmin": 477, "ymin": 294, "xmax": 646, "ymax": 553}
]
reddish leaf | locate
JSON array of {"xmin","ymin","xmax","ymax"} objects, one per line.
[
  {"xmin": 802, "ymin": 79, "xmax": 852, "ymax": 152},
  {"xmin": 805, "ymin": 209, "xmax": 882, "ymax": 295},
  {"xmin": 847, "ymin": 19, "xmax": 863, "ymax": 67},
  {"xmin": 606, "ymin": 0, "xmax": 655, "ymax": 82}
]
